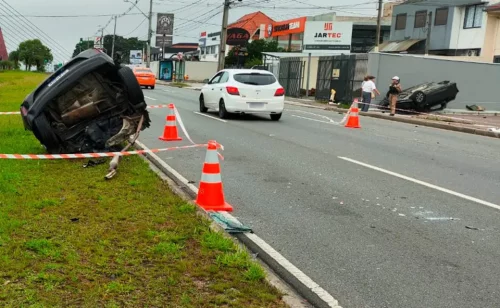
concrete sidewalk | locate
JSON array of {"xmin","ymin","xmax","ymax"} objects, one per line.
[{"xmin": 285, "ymin": 98, "xmax": 500, "ymax": 139}]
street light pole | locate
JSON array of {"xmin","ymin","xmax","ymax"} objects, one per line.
[
  {"xmin": 374, "ymin": 0, "xmax": 383, "ymax": 52},
  {"xmin": 111, "ymin": 15, "xmax": 117, "ymax": 56},
  {"xmin": 217, "ymin": 0, "xmax": 231, "ymax": 71},
  {"xmin": 146, "ymin": 0, "xmax": 153, "ymax": 68}
]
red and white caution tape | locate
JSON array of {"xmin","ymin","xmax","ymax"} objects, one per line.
[
  {"xmin": 0, "ymin": 104, "xmax": 172, "ymax": 116},
  {"xmin": 0, "ymin": 144, "xmax": 205, "ymax": 160},
  {"xmin": 172, "ymin": 104, "xmax": 225, "ymax": 160}
]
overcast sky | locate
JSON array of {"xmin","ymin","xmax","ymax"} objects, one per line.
[{"xmin": 1, "ymin": 0, "xmax": 378, "ymax": 64}]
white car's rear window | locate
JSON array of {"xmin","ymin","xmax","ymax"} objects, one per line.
[{"xmin": 233, "ymin": 73, "xmax": 276, "ymax": 85}]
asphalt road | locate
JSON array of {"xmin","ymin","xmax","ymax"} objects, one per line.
[{"xmin": 139, "ymin": 85, "xmax": 500, "ymax": 308}]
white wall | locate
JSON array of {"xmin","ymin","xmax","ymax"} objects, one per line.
[
  {"xmin": 185, "ymin": 61, "xmax": 218, "ymax": 81},
  {"xmin": 450, "ymin": 6, "xmax": 487, "ymax": 50},
  {"xmin": 150, "ymin": 61, "xmax": 160, "ymax": 78}
]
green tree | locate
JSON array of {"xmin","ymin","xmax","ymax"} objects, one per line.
[
  {"xmin": 224, "ymin": 39, "xmax": 283, "ymax": 68},
  {"xmin": 17, "ymin": 39, "xmax": 53, "ymax": 71},
  {"xmin": 8, "ymin": 50, "xmax": 20, "ymax": 69},
  {"xmin": 0, "ymin": 60, "xmax": 14, "ymax": 70},
  {"xmin": 72, "ymin": 35, "xmax": 146, "ymax": 64}
]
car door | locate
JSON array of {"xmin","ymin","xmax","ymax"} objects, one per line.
[
  {"xmin": 204, "ymin": 72, "xmax": 224, "ymax": 107},
  {"xmin": 213, "ymin": 72, "xmax": 230, "ymax": 104}
]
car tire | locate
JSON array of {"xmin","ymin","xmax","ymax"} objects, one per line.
[
  {"xmin": 199, "ymin": 95, "xmax": 208, "ymax": 113},
  {"xmin": 151, "ymin": 86, "xmax": 155, "ymax": 90},
  {"xmin": 117, "ymin": 66, "xmax": 145, "ymax": 105},
  {"xmin": 219, "ymin": 100, "xmax": 229, "ymax": 119},
  {"xmin": 270, "ymin": 113, "xmax": 282, "ymax": 121},
  {"xmin": 414, "ymin": 91, "xmax": 426, "ymax": 104}
]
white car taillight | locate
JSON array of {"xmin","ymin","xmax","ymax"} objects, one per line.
[{"xmin": 226, "ymin": 86, "xmax": 240, "ymax": 95}]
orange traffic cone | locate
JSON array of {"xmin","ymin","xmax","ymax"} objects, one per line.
[
  {"xmin": 159, "ymin": 104, "xmax": 183, "ymax": 141},
  {"xmin": 195, "ymin": 140, "xmax": 233, "ymax": 212},
  {"xmin": 345, "ymin": 99, "xmax": 361, "ymax": 129}
]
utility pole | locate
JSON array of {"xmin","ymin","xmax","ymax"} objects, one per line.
[
  {"xmin": 425, "ymin": 11, "xmax": 432, "ymax": 56},
  {"xmin": 111, "ymin": 16, "xmax": 117, "ymax": 56},
  {"xmin": 217, "ymin": 0, "xmax": 231, "ymax": 71},
  {"xmin": 146, "ymin": 0, "xmax": 153, "ymax": 68},
  {"xmin": 374, "ymin": 0, "xmax": 383, "ymax": 52}
]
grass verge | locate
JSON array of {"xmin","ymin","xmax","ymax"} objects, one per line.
[
  {"xmin": 172, "ymin": 82, "xmax": 190, "ymax": 88},
  {"xmin": 0, "ymin": 70, "xmax": 287, "ymax": 307}
]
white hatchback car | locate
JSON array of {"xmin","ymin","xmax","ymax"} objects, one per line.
[{"xmin": 199, "ymin": 69, "xmax": 285, "ymax": 121}]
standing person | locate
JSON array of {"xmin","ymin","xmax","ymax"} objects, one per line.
[
  {"xmin": 387, "ymin": 76, "xmax": 402, "ymax": 116},
  {"xmin": 361, "ymin": 75, "xmax": 380, "ymax": 112}
]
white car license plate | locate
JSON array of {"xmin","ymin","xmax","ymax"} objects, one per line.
[{"xmin": 248, "ymin": 102, "xmax": 266, "ymax": 108}]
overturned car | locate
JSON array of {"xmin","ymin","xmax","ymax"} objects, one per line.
[
  {"xmin": 378, "ymin": 80, "xmax": 459, "ymax": 112},
  {"xmin": 20, "ymin": 49, "xmax": 150, "ymax": 155}
]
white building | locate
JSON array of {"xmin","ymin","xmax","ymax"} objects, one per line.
[{"xmin": 382, "ymin": 0, "xmax": 500, "ymax": 58}]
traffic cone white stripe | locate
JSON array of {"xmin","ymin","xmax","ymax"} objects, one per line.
[{"xmin": 200, "ymin": 172, "xmax": 222, "ymax": 183}]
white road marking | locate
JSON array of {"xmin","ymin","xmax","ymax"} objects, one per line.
[
  {"xmin": 135, "ymin": 139, "xmax": 341, "ymax": 308},
  {"xmin": 194, "ymin": 111, "xmax": 227, "ymax": 123},
  {"xmin": 289, "ymin": 109, "xmax": 337, "ymax": 123},
  {"xmin": 291, "ymin": 114, "xmax": 337, "ymax": 125},
  {"xmin": 163, "ymin": 89, "xmax": 172, "ymax": 92},
  {"xmin": 144, "ymin": 96, "xmax": 157, "ymax": 101},
  {"xmin": 338, "ymin": 156, "xmax": 500, "ymax": 211}
]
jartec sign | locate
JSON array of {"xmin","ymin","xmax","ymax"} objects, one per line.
[
  {"xmin": 226, "ymin": 28, "xmax": 250, "ymax": 46},
  {"xmin": 303, "ymin": 21, "xmax": 353, "ymax": 53}
]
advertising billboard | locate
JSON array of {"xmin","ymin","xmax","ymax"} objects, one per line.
[
  {"xmin": 199, "ymin": 31, "xmax": 207, "ymax": 48},
  {"xmin": 264, "ymin": 17, "xmax": 306, "ymax": 38},
  {"xmin": 159, "ymin": 61, "xmax": 173, "ymax": 81},
  {"xmin": 156, "ymin": 36, "xmax": 173, "ymax": 48},
  {"xmin": 303, "ymin": 21, "xmax": 353, "ymax": 53},
  {"xmin": 156, "ymin": 13, "xmax": 174, "ymax": 48},
  {"xmin": 129, "ymin": 50, "xmax": 143, "ymax": 65}
]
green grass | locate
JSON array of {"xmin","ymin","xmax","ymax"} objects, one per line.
[
  {"xmin": 0, "ymin": 71, "xmax": 287, "ymax": 307},
  {"xmin": 172, "ymin": 82, "xmax": 190, "ymax": 88}
]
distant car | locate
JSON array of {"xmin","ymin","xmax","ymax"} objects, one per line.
[
  {"xmin": 378, "ymin": 81, "xmax": 459, "ymax": 112},
  {"xmin": 133, "ymin": 67, "xmax": 156, "ymax": 89},
  {"xmin": 199, "ymin": 69, "xmax": 285, "ymax": 121}
]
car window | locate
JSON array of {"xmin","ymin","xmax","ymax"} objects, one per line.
[
  {"xmin": 233, "ymin": 73, "xmax": 276, "ymax": 85},
  {"xmin": 219, "ymin": 72, "xmax": 229, "ymax": 83},
  {"xmin": 209, "ymin": 72, "xmax": 224, "ymax": 84}
]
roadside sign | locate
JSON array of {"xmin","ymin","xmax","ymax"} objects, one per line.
[{"xmin": 94, "ymin": 36, "xmax": 103, "ymax": 48}]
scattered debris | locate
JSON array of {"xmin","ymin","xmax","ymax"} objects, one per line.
[{"xmin": 465, "ymin": 226, "xmax": 480, "ymax": 230}]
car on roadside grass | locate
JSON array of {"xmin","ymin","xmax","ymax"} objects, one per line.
[
  {"xmin": 378, "ymin": 80, "xmax": 459, "ymax": 112},
  {"xmin": 199, "ymin": 69, "xmax": 285, "ymax": 121},
  {"xmin": 133, "ymin": 67, "xmax": 156, "ymax": 89},
  {"xmin": 20, "ymin": 48, "xmax": 150, "ymax": 154}
]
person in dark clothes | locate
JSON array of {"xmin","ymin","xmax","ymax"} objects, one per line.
[{"xmin": 387, "ymin": 76, "xmax": 402, "ymax": 116}]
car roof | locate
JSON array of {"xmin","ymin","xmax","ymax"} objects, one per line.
[{"xmin": 223, "ymin": 69, "xmax": 272, "ymax": 75}]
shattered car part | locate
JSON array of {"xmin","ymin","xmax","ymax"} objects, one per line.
[
  {"xmin": 378, "ymin": 81, "xmax": 459, "ymax": 112},
  {"xmin": 20, "ymin": 49, "xmax": 151, "ymax": 154}
]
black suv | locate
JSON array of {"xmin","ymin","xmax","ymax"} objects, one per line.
[{"xmin": 20, "ymin": 49, "xmax": 150, "ymax": 154}]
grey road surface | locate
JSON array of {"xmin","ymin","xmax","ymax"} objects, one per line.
[{"xmin": 139, "ymin": 86, "xmax": 500, "ymax": 308}]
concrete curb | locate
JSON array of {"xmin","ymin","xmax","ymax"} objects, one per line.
[
  {"xmin": 134, "ymin": 140, "xmax": 322, "ymax": 308},
  {"xmin": 285, "ymin": 101, "xmax": 500, "ymax": 139}
]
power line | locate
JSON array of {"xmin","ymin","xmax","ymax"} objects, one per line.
[
  {"xmin": 0, "ymin": 0, "xmax": 72, "ymax": 56},
  {"xmin": 0, "ymin": 6, "xmax": 69, "ymax": 62}
]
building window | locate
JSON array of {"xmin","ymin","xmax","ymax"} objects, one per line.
[
  {"xmin": 414, "ymin": 10, "xmax": 427, "ymax": 28},
  {"xmin": 493, "ymin": 56, "xmax": 500, "ymax": 63},
  {"xmin": 435, "ymin": 7, "xmax": 449, "ymax": 26},
  {"xmin": 395, "ymin": 13, "xmax": 407, "ymax": 30},
  {"xmin": 464, "ymin": 4, "xmax": 484, "ymax": 29}
]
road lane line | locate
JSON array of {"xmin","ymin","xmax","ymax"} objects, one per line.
[
  {"xmin": 338, "ymin": 156, "xmax": 500, "ymax": 211},
  {"xmin": 135, "ymin": 139, "xmax": 341, "ymax": 308},
  {"xmin": 144, "ymin": 96, "xmax": 157, "ymax": 101},
  {"xmin": 194, "ymin": 111, "xmax": 227, "ymax": 123},
  {"xmin": 291, "ymin": 114, "xmax": 337, "ymax": 125}
]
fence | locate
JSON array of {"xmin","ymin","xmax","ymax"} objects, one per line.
[
  {"xmin": 278, "ymin": 57, "xmax": 305, "ymax": 98},
  {"xmin": 315, "ymin": 54, "xmax": 368, "ymax": 102}
]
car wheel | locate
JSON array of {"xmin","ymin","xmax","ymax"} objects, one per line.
[
  {"xmin": 270, "ymin": 113, "xmax": 282, "ymax": 121},
  {"xmin": 151, "ymin": 86, "xmax": 155, "ymax": 90},
  {"xmin": 219, "ymin": 100, "xmax": 229, "ymax": 119},
  {"xmin": 199, "ymin": 95, "xmax": 208, "ymax": 113},
  {"xmin": 414, "ymin": 91, "xmax": 426, "ymax": 104},
  {"xmin": 117, "ymin": 66, "xmax": 145, "ymax": 104}
]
